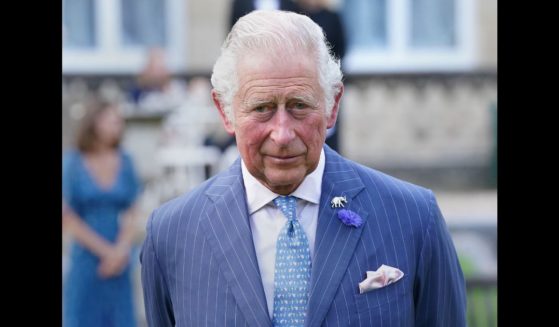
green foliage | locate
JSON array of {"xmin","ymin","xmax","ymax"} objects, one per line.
[{"xmin": 459, "ymin": 255, "xmax": 497, "ymax": 327}]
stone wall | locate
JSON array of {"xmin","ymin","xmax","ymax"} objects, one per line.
[
  {"xmin": 340, "ymin": 75, "xmax": 497, "ymax": 189},
  {"xmin": 341, "ymin": 76, "xmax": 497, "ymax": 168}
]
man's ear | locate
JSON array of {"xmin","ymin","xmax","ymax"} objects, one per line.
[
  {"xmin": 326, "ymin": 84, "xmax": 344, "ymax": 129},
  {"xmin": 211, "ymin": 89, "xmax": 235, "ymax": 135}
]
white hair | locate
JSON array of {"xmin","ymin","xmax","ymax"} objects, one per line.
[{"xmin": 211, "ymin": 10, "xmax": 343, "ymax": 122}]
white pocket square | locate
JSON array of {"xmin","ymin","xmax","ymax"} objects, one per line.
[{"xmin": 358, "ymin": 264, "xmax": 404, "ymax": 294}]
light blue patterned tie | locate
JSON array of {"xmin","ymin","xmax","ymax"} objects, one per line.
[{"xmin": 272, "ymin": 196, "xmax": 311, "ymax": 327}]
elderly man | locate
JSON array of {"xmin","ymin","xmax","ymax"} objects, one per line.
[{"xmin": 140, "ymin": 10, "xmax": 467, "ymax": 327}]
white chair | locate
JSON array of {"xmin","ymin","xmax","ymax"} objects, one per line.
[{"xmin": 155, "ymin": 145, "xmax": 222, "ymax": 200}]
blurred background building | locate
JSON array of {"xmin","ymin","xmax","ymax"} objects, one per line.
[{"xmin": 62, "ymin": 0, "xmax": 497, "ymax": 326}]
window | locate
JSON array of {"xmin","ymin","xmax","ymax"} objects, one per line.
[
  {"xmin": 121, "ymin": 0, "xmax": 167, "ymax": 47},
  {"xmin": 342, "ymin": 0, "xmax": 475, "ymax": 72},
  {"xmin": 410, "ymin": 0, "xmax": 456, "ymax": 48},
  {"xmin": 62, "ymin": 0, "xmax": 185, "ymax": 74},
  {"xmin": 63, "ymin": 0, "xmax": 96, "ymax": 48}
]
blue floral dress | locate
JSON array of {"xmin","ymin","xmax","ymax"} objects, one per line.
[{"xmin": 62, "ymin": 149, "xmax": 141, "ymax": 327}]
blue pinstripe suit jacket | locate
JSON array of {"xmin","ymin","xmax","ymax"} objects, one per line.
[{"xmin": 140, "ymin": 146, "xmax": 467, "ymax": 326}]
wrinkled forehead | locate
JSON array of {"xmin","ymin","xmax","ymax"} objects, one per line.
[{"xmin": 234, "ymin": 50, "xmax": 322, "ymax": 104}]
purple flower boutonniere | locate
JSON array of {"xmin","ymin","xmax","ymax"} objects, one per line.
[{"xmin": 337, "ymin": 209, "xmax": 363, "ymax": 228}]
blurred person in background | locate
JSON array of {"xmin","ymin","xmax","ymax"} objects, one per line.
[
  {"xmin": 128, "ymin": 47, "xmax": 187, "ymax": 112},
  {"xmin": 130, "ymin": 47, "xmax": 171, "ymax": 104},
  {"xmin": 62, "ymin": 98, "xmax": 142, "ymax": 327},
  {"xmin": 229, "ymin": 0, "xmax": 302, "ymax": 29},
  {"xmin": 297, "ymin": 0, "xmax": 346, "ymax": 152},
  {"xmin": 141, "ymin": 10, "xmax": 466, "ymax": 326},
  {"xmin": 297, "ymin": 0, "xmax": 345, "ymax": 64}
]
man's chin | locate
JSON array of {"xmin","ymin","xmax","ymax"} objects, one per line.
[{"xmin": 263, "ymin": 171, "xmax": 306, "ymax": 194}]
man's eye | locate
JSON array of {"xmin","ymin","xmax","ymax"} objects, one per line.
[
  {"xmin": 290, "ymin": 102, "xmax": 310, "ymax": 110},
  {"xmin": 254, "ymin": 106, "xmax": 268, "ymax": 113}
]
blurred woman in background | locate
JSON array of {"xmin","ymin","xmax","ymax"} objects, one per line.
[{"xmin": 62, "ymin": 98, "xmax": 141, "ymax": 327}]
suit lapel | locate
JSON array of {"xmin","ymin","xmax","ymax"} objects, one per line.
[
  {"xmin": 306, "ymin": 146, "xmax": 370, "ymax": 327},
  {"xmin": 199, "ymin": 159, "xmax": 272, "ymax": 327}
]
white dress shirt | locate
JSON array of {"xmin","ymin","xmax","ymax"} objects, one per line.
[{"xmin": 241, "ymin": 149, "xmax": 325, "ymax": 319}]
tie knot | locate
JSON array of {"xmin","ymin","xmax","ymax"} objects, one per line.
[{"xmin": 273, "ymin": 195, "xmax": 297, "ymax": 221}]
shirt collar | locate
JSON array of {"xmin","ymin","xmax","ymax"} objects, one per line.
[{"xmin": 241, "ymin": 148, "xmax": 325, "ymax": 214}]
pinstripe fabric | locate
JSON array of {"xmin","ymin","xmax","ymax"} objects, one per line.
[{"xmin": 140, "ymin": 145, "xmax": 467, "ymax": 326}]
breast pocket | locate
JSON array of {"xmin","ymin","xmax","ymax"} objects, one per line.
[{"xmin": 353, "ymin": 275, "xmax": 410, "ymax": 314}]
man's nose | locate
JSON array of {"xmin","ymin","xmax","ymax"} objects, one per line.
[{"xmin": 270, "ymin": 107, "xmax": 296, "ymax": 146}]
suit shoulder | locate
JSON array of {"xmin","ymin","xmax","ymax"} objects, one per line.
[{"xmin": 348, "ymin": 159, "xmax": 435, "ymax": 212}]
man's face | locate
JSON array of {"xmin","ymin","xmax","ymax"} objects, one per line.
[{"xmin": 213, "ymin": 52, "xmax": 342, "ymax": 195}]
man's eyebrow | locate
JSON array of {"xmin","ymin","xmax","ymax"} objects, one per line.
[
  {"xmin": 242, "ymin": 92, "xmax": 319, "ymax": 107},
  {"xmin": 243, "ymin": 97, "xmax": 275, "ymax": 108},
  {"xmin": 288, "ymin": 94, "xmax": 320, "ymax": 106}
]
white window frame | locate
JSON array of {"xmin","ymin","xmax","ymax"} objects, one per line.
[
  {"xmin": 343, "ymin": 0, "xmax": 476, "ymax": 73},
  {"xmin": 62, "ymin": 0, "xmax": 186, "ymax": 74}
]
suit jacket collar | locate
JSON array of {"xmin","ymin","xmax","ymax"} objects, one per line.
[
  {"xmin": 306, "ymin": 145, "xmax": 368, "ymax": 327},
  {"xmin": 201, "ymin": 159, "xmax": 273, "ymax": 327}
]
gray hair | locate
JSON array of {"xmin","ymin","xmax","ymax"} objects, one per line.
[{"xmin": 211, "ymin": 10, "xmax": 343, "ymax": 122}]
